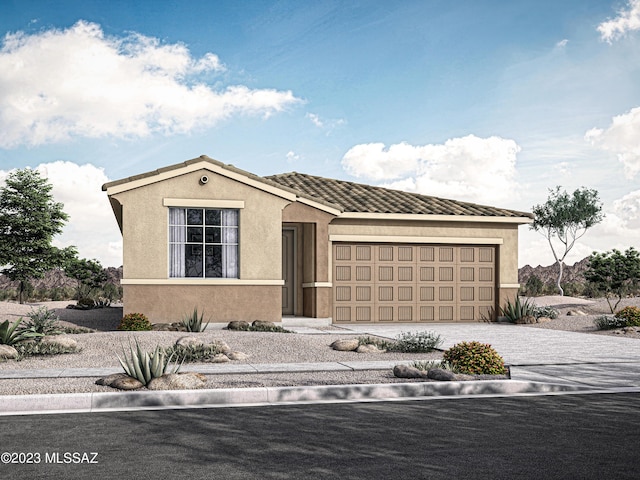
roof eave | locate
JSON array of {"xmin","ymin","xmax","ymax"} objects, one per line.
[{"xmin": 337, "ymin": 212, "xmax": 534, "ymax": 224}]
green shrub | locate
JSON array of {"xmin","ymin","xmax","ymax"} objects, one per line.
[
  {"xmin": 594, "ymin": 315, "xmax": 625, "ymax": 330},
  {"xmin": 117, "ymin": 313, "xmax": 152, "ymax": 331},
  {"xmin": 442, "ymin": 341, "xmax": 506, "ymax": 375},
  {"xmin": 181, "ymin": 308, "xmax": 207, "ymax": 332},
  {"xmin": 14, "ymin": 342, "xmax": 80, "ymax": 360},
  {"xmin": 500, "ymin": 296, "xmax": 536, "ymax": 323},
  {"xmin": 164, "ymin": 344, "xmax": 222, "ymax": 363},
  {"xmin": 0, "ymin": 319, "xmax": 43, "ymax": 345},
  {"xmin": 24, "ymin": 306, "xmax": 62, "ymax": 335},
  {"xmin": 410, "ymin": 360, "xmax": 457, "ymax": 372},
  {"xmin": 615, "ymin": 306, "xmax": 640, "ymax": 326},
  {"xmin": 533, "ymin": 305, "xmax": 559, "ymax": 320},
  {"xmin": 388, "ymin": 331, "xmax": 442, "ymax": 353},
  {"xmin": 117, "ymin": 340, "xmax": 182, "ymax": 386}
]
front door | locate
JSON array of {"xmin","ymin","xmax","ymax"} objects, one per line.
[{"xmin": 282, "ymin": 229, "xmax": 295, "ymax": 315}]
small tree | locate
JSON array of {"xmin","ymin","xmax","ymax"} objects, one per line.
[
  {"xmin": 0, "ymin": 168, "xmax": 76, "ymax": 303},
  {"xmin": 65, "ymin": 257, "xmax": 107, "ymax": 301},
  {"xmin": 531, "ymin": 186, "xmax": 603, "ymax": 296},
  {"xmin": 585, "ymin": 248, "xmax": 640, "ymax": 313}
]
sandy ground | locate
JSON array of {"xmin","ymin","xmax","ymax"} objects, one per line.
[{"xmin": 0, "ymin": 296, "xmax": 637, "ymax": 395}]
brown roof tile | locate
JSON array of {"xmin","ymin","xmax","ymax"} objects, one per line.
[{"xmin": 266, "ymin": 172, "xmax": 533, "ymax": 218}]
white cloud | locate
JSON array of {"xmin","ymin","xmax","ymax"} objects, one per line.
[
  {"xmin": 0, "ymin": 21, "xmax": 301, "ymax": 148},
  {"xmin": 585, "ymin": 106, "xmax": 640, "ymax": 178},
  {"xmin": 305, "ymin": 112, "xmax": 346, "ymax": 133},
  {"xmin": 342, "ymin": 135, "xmax": 521, "ymax": 205},
  {"xmin": 555, "ymin": 39, "xmax": 569, "ymax": 48},
  {"xmin": 306, "ymin": 113, "xmax": 323, "ymax": 128},
  {"xmin": 598, "ymin": 0, "xmax": 640, "ymax": 43},
  {"xmin": 286, "ymin": 151, "xmax": 300, "ymax": 163},
  {"xmin": 0, "ymin": 161, "xmax": 122, "ymax": 267}
]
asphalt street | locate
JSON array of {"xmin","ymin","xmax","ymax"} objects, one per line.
[{"xmin": 2, "ymin": 392, "xmax": 639, "ymax": 480}]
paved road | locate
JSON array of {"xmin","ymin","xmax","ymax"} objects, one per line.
[{"xmin": 2, "ymin": 392, "xmax": 639, "ymax": 479}]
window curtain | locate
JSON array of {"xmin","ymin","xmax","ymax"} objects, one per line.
[
  {"xmin": 221, "ymin": 210, "xmax": 238, "ymax": 278},
  {"xmin": 169, "ymin": 208, "xmax": 186, "ymax": 277}
]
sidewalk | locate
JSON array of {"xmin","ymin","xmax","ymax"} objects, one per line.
[{"xmin": 2, "ymin": 322, "xmax": 639, "ymax": 416}]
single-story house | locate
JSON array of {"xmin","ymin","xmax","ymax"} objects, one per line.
[{"xmin": 102, "ymin": 155, "xmax": 533, "ymax": 324}]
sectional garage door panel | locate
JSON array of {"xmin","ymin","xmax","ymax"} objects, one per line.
[{"xmin": 333, "ymin": 244, "xmax": 496, "ymax": 323}]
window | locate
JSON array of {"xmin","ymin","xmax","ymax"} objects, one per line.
[{"xmin": 169, "ymin": 208, "xmax": 238, "ymax": 278}]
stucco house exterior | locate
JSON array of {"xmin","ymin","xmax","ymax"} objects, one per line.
[{"xmin": 103, "ymin": 155, "xmax": 533, "ymax": 324}]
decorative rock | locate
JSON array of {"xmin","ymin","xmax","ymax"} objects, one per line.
[
  {"xmin": 152, "ymin": 323, "xmax": 178, "ymax": 331},
  {"xmin": 226, "ymin": 351, "xmax": 249, "ymax": 361},
  {"xmin": 330, "ymin": 339, "xmax": 360, "ymax": 351},
  {"xmin": 96, "ymin": 373, "xmax": 144, "ymax": 390},
  {"xmin": 227, "ymin": 321, "xmax": 250, "ymax": 330},
  {"xmin": 536, "ymin": 316, "xmax": 552, "ymax": 323},
  {"xmin": 427, "ymin": 368, "xmax": 457, "ymax": 381},
  {"xmin": 176, "ymin": 336, "xmax": 204, "ymax": 347},
  {"xmin": 210, "ymin": 353, "xmax": 230, "ymax": 363},
  {"xmin": 515, "ymin": 315, "xmax": 537, "ymax": 325},
  {"xmin": 356, "ymin": 344, "xmax": 386, "ymax": 354},
  {"xmin": 252, "ymin": 320, "xmax": 276, "ymax": 328},
  {"xmin": 210, "ymin": 339, "xmax": 231, "ymax": 354},
  {"xmin": 40, "ymin": 335, "xmax": 78, "ymax": 350},
  {"xmin": 393, "ymin": 364, "xmax": 428, "ymax": 379},
  {"xmin": 146, "ymin": 373, "xmax": 207, "ymax": 391},
  {"xmin": 566, "ymin": 310, "xmax": 587, "ymax": 316},
  {"xmin": 0, "ymin": 344, "xmax": 18, "ymax": 359}
]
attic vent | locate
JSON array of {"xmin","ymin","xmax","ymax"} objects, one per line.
[{"xmin": 200, "ymin": 175, "xmax": 209, "ymax": 185}]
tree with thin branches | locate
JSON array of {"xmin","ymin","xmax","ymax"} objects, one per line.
[{"xmin": 531, "ymin": 186, "xmax": 603, "ymax": 296}]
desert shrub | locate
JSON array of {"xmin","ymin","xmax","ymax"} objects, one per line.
[
  {"xmin": 164, "ymin": 344, "xmax": 222, "ymax": 363},
  {"xmin": 14, "ymin": 342, "xmax": 80, "ymax": 360},
  {"xmin": 0, "ymin": 289, "xmax": 17, "ymax": 301},
  {"xmin": 533, "ymin": 305, "xmax": 559, "ymax": 320},
  {"xmin": 615, "ymin": 306, "xmax": 640, "ymax": 326},
  {"xmin": 523, "ymin": 275, "xmax": 544, "ymax": 296},
  {"xmin": 24, "ymin": 306, "xmax": 62, "ymax": 335},
  {"xmin": 500, "ymin": 296, "xmax": 536, "ymax": 323},
  {"xmin": 594, "ymin": 315, "xmax": 625, "ymax": 330},
  {"xmin": 388, "ymin": 331, "xmax": 442, "ymax": 353},
  {"xmin": 118, "ymin": 340, "xmax": 182, "ymax": 386},
  {"xmin": 59, "ymin": 326, "xmax": 95, "ymax": 334},
  {"xmin": 181, "ymin": 308, "xmax": 208, "ymax": 332},
  {"xmin": 117, "ymin": 313, "xmax": 152, "ymax": 331},
  {"xmin": 442, "ymin": 341, "xmax": 506, "ymax": 375},
  {"xmin": 411, "ymin": 360, "xmax": 457, "ymax": 372}
]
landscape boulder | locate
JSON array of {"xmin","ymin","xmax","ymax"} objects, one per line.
[
  {"xmin": 393, "ymin": 364, "xmax": 428, "ymax": 379},
  {"xmin": 330, "ymin": 339, "xmax": 360, "ymax": 351},
  {"xmin": 226, "ymin": 351, "xmax": 249, "ymax": 361},
  {"xmin": 0, "ymin": 345, "xmax": 18, "ymax": 360},
  {"xmin": 96, "ymin": 373, "xmax": 144, "ymax": 390},
  {"xmin": 566, "ymin": 310, "xmax": 587, "ymax": 316},
  {"xmin": 515, "ymin": 315, "xmax": 537, "ymax": 325},
  {"xmin": 40, "ymin": 335, "xmax": 78, "ymax": 350},
  {"xmin": 252, "ymin": 320, "xmax": 276, "ymax": 329},
  {"xmin": 146, "ymin": 373, "xmax": 207, "ymax": 391},
  {"xmin": 356, "ymin": 344, "xmax": 386, "ymax": 354},
  {"xmin": 426, "ymin": 368, "xmax": 457, "ymax": 381},
  {"xmin": 175, "ymin": 336, "xmax": 204, "ymax": 347},
  {"xmin": 227, "ymin": 321, "xmax": 250, "ymax": 330}
]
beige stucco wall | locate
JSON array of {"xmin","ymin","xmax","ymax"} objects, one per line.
[
  {"xmin": 110, "ymin": 168, "xmax": 291, "ymax": 281},
  {"xmin": 327, "ymin": 218, "xmax": 522, "ymax": 286},
  {"xmin": 123, "ymin": 284, "xmax": 282, "ymax": 323}
]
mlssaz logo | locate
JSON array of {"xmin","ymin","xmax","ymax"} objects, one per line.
[{"xmin": 45, "ymin": 452, "xmax": 99, "ymax": 464}]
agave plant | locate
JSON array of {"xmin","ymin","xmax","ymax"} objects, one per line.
[
  {"xmin": 500, "ymin": 296, "xmax": 537, "ymax": 323},
  {"xmin": 117, "ymin": 340, "xmax": 183, "ymax": 386},
  {"xmin": 0, "ymin": 319, "xmax": 44, "ymax": 346},
  {"xmin": 181, "ymin": 308, "xmax": 207, "ymax": 332}
]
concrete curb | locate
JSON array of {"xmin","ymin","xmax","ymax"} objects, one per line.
[{"xmin": 0, "ymin": 380, "xmax": 595, "ymax": 416}]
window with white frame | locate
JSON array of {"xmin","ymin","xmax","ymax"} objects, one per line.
[{"xmin": 169, "ymin": 208, "xmax": 239, "ymax": 278}]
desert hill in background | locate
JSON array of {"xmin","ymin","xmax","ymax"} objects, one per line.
[{"xmin": 518, "ymin": 257, "xmax": 589, "ymax": 287}]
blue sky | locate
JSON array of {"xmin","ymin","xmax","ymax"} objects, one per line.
[{"xmin": 1, "ymin": 0, "xmax": 639, "ymax": 268}]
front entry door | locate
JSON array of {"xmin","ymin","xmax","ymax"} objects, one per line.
[{"xmin": 282, "ymin": 229, "xmax": 295, "ymax": 315}]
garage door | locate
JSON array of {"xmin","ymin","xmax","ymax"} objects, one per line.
[{"xmin": 332, "ymin": 244, "xmax": 496, "ymax": 323}]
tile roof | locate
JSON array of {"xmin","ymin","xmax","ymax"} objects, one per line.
[{"xmin": 266, "ymin": 172, "xmax": 533, "ymax": 218}]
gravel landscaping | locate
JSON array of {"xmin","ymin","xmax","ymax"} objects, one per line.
[{"xmin": 1, "ymin": 296, "xmax": 638, "ymax": 395}]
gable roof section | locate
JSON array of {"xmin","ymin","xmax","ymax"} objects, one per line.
[
  {"xmin": 266, "ymin": 172, "xmax": 534, "ymax": 222},
  {"xmin": 102, "ymin": 155, "xmax": 343, "ymax": 215}
]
